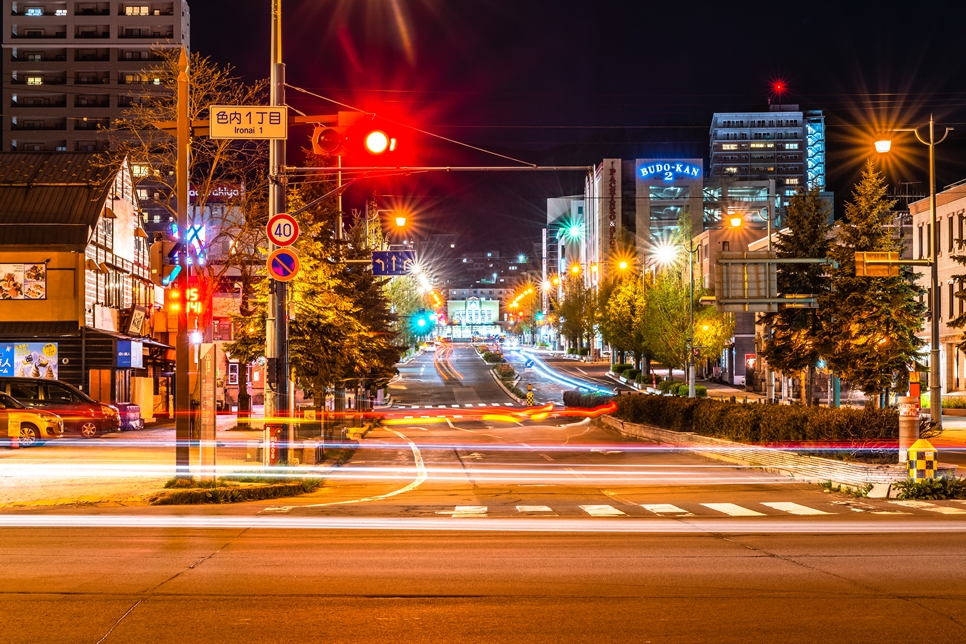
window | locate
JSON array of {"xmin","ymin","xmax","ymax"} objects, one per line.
[
  {"xmin": 126, "ymin": 6, "xmax": 150, "ymax": 15},
  {"xmin": 950, "ymin": 217, "xmax": 955, "ymax": 252},
  {"xmin": 785, "ymin": 178, "xmax": 799, "ymax": 185},
  {"xmin": 25, "ymin": 7, "xmax": 43, "ymax": 16},
  {"xmin": 228, "ymin": 363, "xmax": 239, "ymax": 385},
  {"xmin": 55, "ymin": 9, "xmax": 67, "ymax": 15},
  {"xmin": 9, "ymin": 382, "xmax": 40, "ymax": 400},
  {"xmin": 918, "ymin": 225, "xmax": 924, "ymax": 259},
  {"xmin": 213, "ymin": 318, "xmax": 233, "ymax": 341},
  {"xmin": 722, "ymin": 143, "xmax": 738, "ymax": 151},
  {"xmin": 927, "ymin": 223, "xmax": 932, "ymax": 256},
  {"xmin": 132, "ymin": 163, "xmax": 150, "ymax": 178},
  {"xmin": 950, "ymin": 282, "xmax": 955, "ymax": 319},
  {"xmin": 26, "ymin": 76, "xmax": 43, "ymax": 85},
  {"xmin": 786, "ymin": 143, "xmax": 799, "ymax": 150},
  {"xmin": 722, "ymin": 241, "xmax": 730, "ymax": 251},
  {"xmin": 724, "ymin": 167, "xmax": 738, "ymax": 174},
  {"xmin": 44, "ymin": 384, "xmax": 76, "ymax": 404}
]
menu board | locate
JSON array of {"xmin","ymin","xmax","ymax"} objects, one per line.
[
  {"xmin": 0, "ymin": 342, "xmax": 58, "ymax": 379},
  {"xmin": 0, "ymin": 263, "xmax": 47, "ymax": 300}
]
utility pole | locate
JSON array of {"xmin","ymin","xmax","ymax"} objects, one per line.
[
  {"xmin": 175, "ymin": 46, "xmax": 191, "ymax": 477},
  {"xmin": 266, "ymin": 0, "xmax": 291, "ymax": 460}
]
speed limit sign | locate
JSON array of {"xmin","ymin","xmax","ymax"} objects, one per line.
[{"xmin": 266, "ymin": 213, "xmax": 299, "ymax": 247}]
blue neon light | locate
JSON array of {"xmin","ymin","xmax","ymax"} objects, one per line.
[{"xmin": 639, "ymin": 162, "xmax": 701, "ymax": 181}]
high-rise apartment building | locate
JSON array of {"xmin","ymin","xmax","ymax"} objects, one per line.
[
  {"xmin": 708, "ymin": 104, "xmax": 825, "ymax": 197},
  {"xmin": 2, "ymin": 1, "xmax": 190, "ymax": 153}
]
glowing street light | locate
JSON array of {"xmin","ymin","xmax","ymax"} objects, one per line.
[
  {"xmin": 395, "ymin": 216, "xmax": 407, "ymax": 228},
  {"xmin": 729, "ymin": 215, "xmax": 743, "ymax": 228},
  {"xmin": 653, "ymin": 241, "xmax": 678, "ymax": 267},
  {"xmin": 569, "ymin": 263, "xmax": 581, "ymax": 275},
  {"xmin": 618, "ymin": 260, "xmax": 628, "ymax": 271}
]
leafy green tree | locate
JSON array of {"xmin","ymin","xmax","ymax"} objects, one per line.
[
  {"xmin": 760, "ymin": 186, "xmax": 832, "ymax": 405},
  {"xmin": 599, "ymin": 274, "xmax": 648, "ymax": 367},
  {"xmin": 556, "ymin": 273, "xmax": 596, "ymax": 351},
  {"xmin": 820, "ymin": 160, "xmax": 926, "ymax": 407}
]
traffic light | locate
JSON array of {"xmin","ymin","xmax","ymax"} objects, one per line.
[
  {"xmin": 149, "ymin": 235, "xmax": 184, "ymax": 287},
  {"xmin": 535, "ymin": 311, "xmax": 545, "ymax": 322},
  {"xmin": 164, "ymin": 287, "xmax": 182, "ymax": 313},
  {"xmin": 311, "ymin": 112, "xmax": 397, "ymax": 159}
]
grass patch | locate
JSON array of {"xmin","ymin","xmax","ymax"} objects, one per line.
[
  {"xmin": 151, "ymin": 479, "xmax": 321, "ymax": 505},
  {"xmin": 819, "ymin": 480, "xmax": 874, "ymax": 497},
  {"xmin": 892, "ymin": 476, "xmax": 966, "ymax": 500}
]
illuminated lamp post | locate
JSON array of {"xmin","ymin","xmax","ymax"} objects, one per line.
[{"xmin": 876, "ymin": 116, "xmax": 952, "ymax": 431}]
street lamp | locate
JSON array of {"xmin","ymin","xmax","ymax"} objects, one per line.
[{"xmin": 875, "ymin": 115, "xmax": 952, "ymax": 431}]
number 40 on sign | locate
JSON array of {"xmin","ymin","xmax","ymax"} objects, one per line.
[{"xmin": 266, "ymin": 213, "xmax": 299, "ymax": 247}]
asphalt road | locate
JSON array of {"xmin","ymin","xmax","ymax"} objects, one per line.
[
  {"xmin": 4, "ymin": 346, "xmax": 966, "ymax": 641},
  {"xmin": 2, "ymin": 525, "xmax": 966, "ymax": 643}
]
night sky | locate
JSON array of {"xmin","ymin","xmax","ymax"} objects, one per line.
[{"xmin": 192, "ymin": 0, "xmax": 966, "ymax": 254}]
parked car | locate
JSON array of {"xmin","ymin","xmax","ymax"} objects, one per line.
[
  {"xmin": 0, "ymin": 377, "xmax": 120, "ymax": 438},
  {"xmin": 0, "ymin": 391, "xmax": 64, "ymax": 447}
]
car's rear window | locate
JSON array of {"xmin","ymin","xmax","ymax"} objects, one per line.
[
  {"xmin": 9, "ymin": 382, "xmax": 41, "ymax": 400},
  {"xmin": 44, "ymin": 384, "xmax": 77, "ymax": 404}
]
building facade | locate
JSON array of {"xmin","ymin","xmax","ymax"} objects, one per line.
[
  {"xmin": 0, "ymin": 151, "xmax": 167, "ymax": 420},
  {"xmin": 2, "ymin": 0, "xmax": 191, "ymax": 153},
  {"xmin": 910, "ymin": 179, "xmax": 966, "ymax": 393},
  {"xmin": 709, "ymin": 104, "xmax": 826, "ymax": 198}
]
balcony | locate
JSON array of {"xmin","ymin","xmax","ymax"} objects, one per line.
[
  {"xmin": 74, "ymin": 118, "xmax": 109, "ymax": 131},
  {"xmin": 120, "ymin": 3, "xmax": 175, "ymax": 16},
  {"xmin": 75, "ymin": 27, "xmax": 110, "ymax": 39},
  {"xmin": 119, "ymin": 27, "xmax": 174, "ymax": 39},
  {"xmin": 75, "ymin": 140, "xmax": 110, "ymax": 152},
  {"xmin": 12, "ymin": 4, "xmax": 69, "ymax": 16},
  {"xmin": 12, "ymin": 28, "xmax": 68, "ymax": 39},
  {"xmin": 12, "ymin": 50, "xmax": 67, "ymax": 62},
  {"xmin": 13, "ymin": 95, "xmax": 68, "ymax": 108},
  {"xmin": 75, "ymin": 49, "xmax": 111, "ymax": 61},
  {"xmin": 75, "ymin": 95, "xmax": 110, "ymax": 108},
  {"xmin": 12, "ymin": 119, "xmax": 68, "ymax": 131},
  {"xmin": 75, "ymin": 74, "xmax": 111, "ymax": 84},
  {"xmin": 75, "ymin": 3, "xmax": 110, "ymax": 16},
  {"xmin": 12, "ymin": 75, "xmax": 68, "ymax": 85}
]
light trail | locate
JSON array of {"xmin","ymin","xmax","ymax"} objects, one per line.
[
  {"xmin": 1, "ymin": 514, "xmax": 965, "ymax": 534},
  {"xmin": 516, "ymin": 349, "xmax": 614, "ymax": 395}
]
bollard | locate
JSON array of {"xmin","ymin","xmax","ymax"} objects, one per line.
[
  {"xmin": 526, "ymin": 383, "xmax": 535, "ymax": 406},
  {"xmin": 897, "ymin": 395, "xmax": 919, "ymax": 463},
  {"xmin": 907, "ymin": 438, "xmax": 938, "ymax": 480}
]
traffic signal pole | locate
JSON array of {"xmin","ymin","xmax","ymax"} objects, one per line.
[
  {"xmin": 175, "ymin": 47, "xmax": 191, "ymax": 476},
  {"xmin": 267, "ymin": 0, "xmax": 291, "ymax": 461}
]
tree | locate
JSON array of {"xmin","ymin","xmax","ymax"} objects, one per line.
[
  {"xmin": 759, "ymin": 186, "xmax": 832, "ymax": 405},
  {"xmin": 555, "ymin": 274, "xmax": 596, "ymax": 351},
  {"xmin": 598, "ymin": 274, "xmax": 648, "ymax": 367},
  {"xmin": 820, "ymin": 160, "xmax": 926, "ymax": 406},
  {"xmin": 643, "ymin": 210, "xmax": 733, "ymax": 378}
]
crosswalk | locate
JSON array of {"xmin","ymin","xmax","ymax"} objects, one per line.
[{"xmin": 423, "ymin": 499, "xmax": 966, "ymax": 519}]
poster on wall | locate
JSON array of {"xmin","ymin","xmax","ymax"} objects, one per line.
[
  {"xmin": 0, "ymin": 342, "xmax": 58, "ymax": 379},
  {"xmin": 0, "ymin": 263, "xmax": 47, "ymax": 300}
]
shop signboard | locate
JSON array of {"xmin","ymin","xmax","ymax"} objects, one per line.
[
  {"xmin": 1, "ymin": 342, "xmax": 58, "ymax": 378},
  {"xmin": 116, "ymin": 340, "xmax": 143, "ymax": 369},
  {"xmin": 0, "ymin": 263, "xmax": 47, "ymax": 300}
]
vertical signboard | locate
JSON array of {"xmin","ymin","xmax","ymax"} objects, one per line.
[
  {"xmin": 116, "ymin": 340, "xmax": 144, "ymax": 369},
  {"xmin": 199, "ymin": 343, "xmax": 217, "ymax": 481}
]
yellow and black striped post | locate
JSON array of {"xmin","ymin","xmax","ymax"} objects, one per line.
[
  {"xmin": 526, "ymin": 383, "xmax": 534, "ymax": 406},
  {"xmin": 907, "ymin": 438, "xmax": 938, "ymax": 481}
]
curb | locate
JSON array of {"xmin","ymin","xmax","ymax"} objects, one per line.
[
  {"xmin": 488, "ymin": 368, "xmax": 527, "ymax": 405},
  {"xmin": 597, "ymin": 414, "xmax": 956, "ymax": 488}
]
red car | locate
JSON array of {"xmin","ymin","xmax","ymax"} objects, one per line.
[{"xmin": 0, "ymin": 377, "xmax": 120, "ymax": 438}]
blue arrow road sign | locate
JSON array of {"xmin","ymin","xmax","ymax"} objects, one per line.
[{"xmin": 371, "ymin": 250, "xmax": 416, "ymax": 276}]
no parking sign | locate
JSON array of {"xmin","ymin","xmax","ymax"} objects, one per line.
[{"xmin": 267, "ymin": 248, "xmax": 300, "ymax": 282}]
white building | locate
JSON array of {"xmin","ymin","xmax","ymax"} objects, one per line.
[{"xmin": 910, "ymin": 180, "xmax": 966, "ymax": 392}]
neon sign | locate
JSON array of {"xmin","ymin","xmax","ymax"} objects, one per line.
[{"xmin": 639, "ymin": 162, "xmax": 701, "ymax": 181}]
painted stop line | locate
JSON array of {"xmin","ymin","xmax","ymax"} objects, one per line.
[{"xmin": 267, "ymin": 248, "xmax": 300, "ymax": 282}]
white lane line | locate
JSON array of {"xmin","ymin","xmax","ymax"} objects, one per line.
[
  {"xmin": 517, "ymin": 505, "xmax": 555, "ymax": 513},
  {"xmin": 890, "ymin": 500, "xmax": 966, "ymax": 515},
  {"xmin": 539, "ymin": 453, "xmax": 554, "ymax": 461},
  {"xmin": 702, "ymin": 503, "xmax": 765, "ymax": 517},
  {"xmin": 762, "ymin": 502, "xmax": 831, "ymax": 516},
  {"xmin": 576, "ymin": 368, "xmax": 588, "ymax": 375},
  {"xmin": 262, "ymin": 427, "xmax": 427, "ymax": 512},
  {"xmin": 580, "ymin": 505, "xmax": 626, "ymax": 517},
  {"xmin": 436, "ymin": 506, "xmax": 487, "ymax": 517},
  {"xmin": 642, "ymin": 503, "xmax": 691, "ymax": 516}
]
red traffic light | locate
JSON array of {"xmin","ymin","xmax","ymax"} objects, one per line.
[{"xmin": 310, "ymin": 113, "xmax": 398, "ymax": 159}]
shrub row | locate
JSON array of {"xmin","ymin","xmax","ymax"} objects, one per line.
[
  {"xmin": 613, "ymin": 394, "xmax": 899, "ymax": 444},
  {"xmin": 563, "ymin": 389, "xmax": 613, "ymax": 408},
  {"xmin": 611, "ymin": 363, "xmax": 632, "ymax": 374},
  {"xmin": 656, "ymin": 380, "xmax": 707, "ymax": 397},
  {"xmin": 481, "ymin": 350, "xmax": 503, "ymax": 363}
]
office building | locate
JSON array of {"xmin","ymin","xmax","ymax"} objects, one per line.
[{"xmin": 3, "ymin": 0, "xmax": 191, "ymax": 152}]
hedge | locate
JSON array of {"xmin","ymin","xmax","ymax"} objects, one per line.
[
  {"xmin": 612, "ymin": 363, "xmax": 632, "ymax": 374},
  {"xmin": 622, "ymin": 368, "xmax": 640, "ymax": 381},
  {"xmin": 613, "ymin": 394, "xmax": 899, "ymax": 444},
  {"xmin": 481, "ymin": 350, "xmax": 503, "ymax": 363},
  {"xmin": 563, "ymin": 390, "xmax": 613, "ymax": 408}
]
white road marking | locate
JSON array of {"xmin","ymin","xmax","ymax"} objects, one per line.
[
  {"xmin": 890, "ymin": 500, "xmax": 966, "ymax": 514},
  {"xmin": 762, "ymin": 502, "xmax": 830, "ymax": 516},
  {"xmin": 580, "ymin": 504, "xmax": 626, "ymax": 517},
  {"xmin": 477, "ymin": 403, "xmax": 487, "ymax": 407},
  {"xmin": 576, "ymin": 368, "xmax": 588, "ymax": 375},
  {"xmin": 464, "ymin": 404, "xmax": 474, "ymax": 408},
  {"xmin": 262, "ymin": 427, "xmax": 427, "ymax": 512},
  {"xmin": 539, "ymin": 453, "xmax": 554, "ymax": 461},
  {"xmin": 702, "ymin": 503, "xmax": 765, "ymax": 517},
  {"xmin": 453, "ymin": 415, "xmax": 463, "ymax": 419},
  {"xmin": 642, "ymin": 504, "xmax": 691, "ymax": 515},
  {"xmin": 436, "ymin": 506, "xmax": 488, "ymax": 517},
  {"xmin": 517, "ymin": 505, "xmax": 554, "ymax": 513},
  {"xmin": 451, "ymin": 405, "xmax": 460, "ymax": 408}
]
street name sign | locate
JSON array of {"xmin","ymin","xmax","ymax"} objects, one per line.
[
  {"xmin": 372, "ymin": 250, "xmax": 416, "ymax": 276},
  {"xmin": 267, "ymin": 248, "xmax": 300, "ymax": 282},
  {"xmin": 209, "ymin": 105, "xmax": 288, "ymax": 140},
  {"xmin": 266, "ymin": 213, "xmax": 299, "ymax": 247}
]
